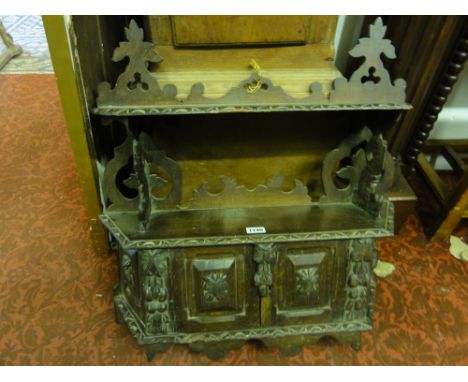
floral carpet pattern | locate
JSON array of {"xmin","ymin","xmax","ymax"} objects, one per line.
[
  {"xmin": 0, "ymin": 74, "xmax": 467, "ymax": 365},
  {"xmin": 0, "ymin": 15, "xmax": 52, "ymax": 73}
]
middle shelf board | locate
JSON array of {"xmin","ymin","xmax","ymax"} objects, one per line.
[{"xmin": 101, "ymin": 202, "xmax": 394, "ymax": 249}]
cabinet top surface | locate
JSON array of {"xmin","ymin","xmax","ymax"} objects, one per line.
[{"xmin": 101, "ymin": 201, "xmax": 394, "ymax": 249}]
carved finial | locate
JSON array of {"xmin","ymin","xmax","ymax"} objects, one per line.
[
  {"xmin": 97, "ymin": 19, "xmax": 177, "ymax": 106},
  {"xmin": 330, "ymin": 17, "xmax": 407, "ymax": 105},
  {"xmin": 112, "ymin": 19, "xmax": 163, "ymax": 65}
]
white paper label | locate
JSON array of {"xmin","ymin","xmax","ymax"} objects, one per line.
[{"xmin": 246, "ymin": 226, "xmax": 266, "ymax": 234}]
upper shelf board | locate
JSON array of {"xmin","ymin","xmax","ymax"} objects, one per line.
[{"xmin": 93, "ymin": 17, "xmax": 411, "ymax": 116}]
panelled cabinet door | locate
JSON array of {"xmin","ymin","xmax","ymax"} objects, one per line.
[
  {"xmin": 173, "ymin": 245, "xmax": 259, "ymax": 332},
  {"xmin": 271, "ymin": 241, "xmax": 347, "ymax": 326}
]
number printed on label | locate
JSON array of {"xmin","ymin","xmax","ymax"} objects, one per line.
[{"xmin": 246, "ymin": 226, "xmax": 266, "ymax": 234}]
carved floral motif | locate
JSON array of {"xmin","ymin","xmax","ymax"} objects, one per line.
[
  {"xmin": 202, "ymin": 272, "xmax": 229, "ymax": 304},
  {"xmin": 344, "ymin": 239, "xmax": 378, "ymax": 321},
  {"xmin": 296, "ymin": 268, "xmax": 319, "ymax": 297},
  {"xmin": 141, "ymin": 249, "xmax": 172, "ymax": 335}
]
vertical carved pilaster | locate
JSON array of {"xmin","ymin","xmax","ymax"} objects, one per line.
[
  {"xmin": 253, "ymin": 243, "xmax": 276, "ymax": 297},
  {"xmin": 140, "ymin": 249, "xmax": 172, "ymax": 335},
  {"xmin": 344, "ymin": 239, "xmax": 378, "ymax": 321},
  {"xmin": 121, "ymin": 249, "xmax": 138, "ymax": 299}
]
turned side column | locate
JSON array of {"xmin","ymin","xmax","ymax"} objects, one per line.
[{"xmin": 403, "ymin": 22, "xmax": 468, "ymax": 170}]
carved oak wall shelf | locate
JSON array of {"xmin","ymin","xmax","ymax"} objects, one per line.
[{"xmin": 94, "ymin": 16, "xmax": 408, "ymax": 360}]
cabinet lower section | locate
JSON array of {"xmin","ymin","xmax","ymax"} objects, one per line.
[{"xmin": 113, "ymin": 238, "xmax": 378, "ymax": 360}]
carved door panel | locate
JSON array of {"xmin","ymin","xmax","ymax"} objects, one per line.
[
  {"xmin": 173, "ymin": 245, "xmax": 259, "ymax": 333},
  {"xmin": 271, "ymin": 241, "xmax": 347, "ymax": 326}
]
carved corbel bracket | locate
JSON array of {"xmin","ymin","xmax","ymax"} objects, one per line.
[
  {"xmin": 321, "ymin": 126, "xmax": 395, "ymax": 216},
  {"xmin": 129, "ymin": 131, "xmax": 182, "ymax": 230},
  {"xmin": 103, "ymin": 126, "xmax": 182, "ymax": 229}
]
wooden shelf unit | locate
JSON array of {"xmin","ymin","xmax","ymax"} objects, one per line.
[{"xmin": 65, "ymin": 15, "xmax": 410, "ymax": 359}]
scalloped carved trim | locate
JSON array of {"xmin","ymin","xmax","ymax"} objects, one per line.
[{"xmin": 188, "ymin": 175, "xmax": 311, "ymax": 209}]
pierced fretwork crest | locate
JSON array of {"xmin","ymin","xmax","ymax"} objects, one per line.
[
  {"xmin": 95, "ymin": 18, "xmax": 408, "ymax": 114},
  {"xmin": 97, "ymin": 19, "xmax": 177, "ymax": 106},
  {"xmin": 330, "ymin": 17, "xmax": 406, "ymax": 105},
  {"xmin": 188, "ymin": 175, "xmax": 311, "ymax": 209},
  {"xmin": 321, "ymin": 126, "xmax": 394, "ymax": 216},
  {"xmin": 103, "ymin": 125, "xmax": 182, "ymax": 230}
]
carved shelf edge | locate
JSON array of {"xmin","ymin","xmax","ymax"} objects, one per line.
[
  {"xmin": 100, "ymin": 201, "xmax": 393, "ymax": 250},
  {"xmin": 114, "ymin": 294, "xmax": 371, "ymax": 345},
  {"xmin": 94, "ymin": 103, "xmax": 411, "ymax": 116},
  {"xmin": 93, "ymin": 18, "xmax": 410, "ymax": 116}
]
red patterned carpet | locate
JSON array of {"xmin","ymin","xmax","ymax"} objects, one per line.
[{"xmin": 0, "ymin": 74, "xmax": 467, "ymax": 365}]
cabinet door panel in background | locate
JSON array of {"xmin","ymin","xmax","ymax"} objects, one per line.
[
  {"xmin": 147, "ymin": 16, "xmax": 338, "ymax": 47},
  {"xmin": 173, "ymin": 245, "xmax": 259, "ymax": 332}
]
